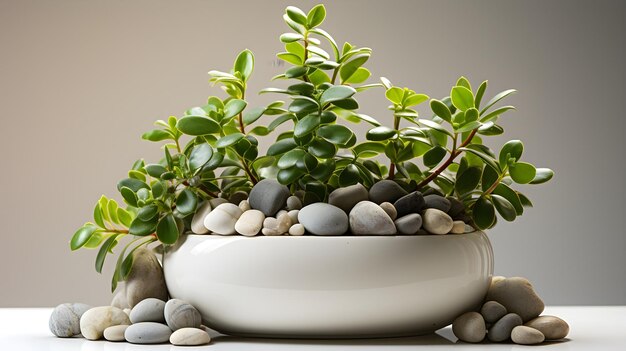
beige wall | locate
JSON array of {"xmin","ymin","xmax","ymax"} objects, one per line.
[{"xmin": 1, "ymin": 0, "xmax": 624, "ymax": 307}]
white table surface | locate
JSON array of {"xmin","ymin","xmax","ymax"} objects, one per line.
[{"xmin": 1, "ymin": 306, "xmax": 624, "ymax": 350}]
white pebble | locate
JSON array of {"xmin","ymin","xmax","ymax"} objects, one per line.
[
  {"xmin": 234, "ymin": 209, "xmax": 265, "ymax": 236},
  {"xmin": 288, "ymin": 210, "xmax": 299, "ymax": 224},
  {"xmin": 239, "ymin": 199, "xmax": 251, "ymax": 212},
  {"xmin": 451, "ymin": 220, "xmax": 466, "ymax": 234},
  {"xmin": 289, "ymin": 224, "xmax": 305, "ymax": 236}
]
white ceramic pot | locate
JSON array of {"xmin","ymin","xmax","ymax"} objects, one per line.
[{"xmin": 163, "ymin": 232, "xmax": 493, "ymax": 338}]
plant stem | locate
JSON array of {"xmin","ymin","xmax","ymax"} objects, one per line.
[
  {"xmin": 302, "ymin": 34, "xmax": 310, "ymax": 83},
  {"xmin": 238, "ymin": 91, "xmax": 246, "ymax": 134},
  {"xmin": 483, "ymin": 166, "xmax": 508, "ymax": 196},
  {"xmin": 416, "ymin": 129, "xmax": 478, "ymax": 190},
  {"xmin": 239, "ymin": 156, "xmax": 258, "ymax": 185},
  {"xmin": 388, "ymin": 111, "xmax": 401, "ymax": 180}
]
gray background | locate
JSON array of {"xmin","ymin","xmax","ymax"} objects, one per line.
[{"xmin": 1, "ymin": 0, "xmax": 624, "ymax": 307}]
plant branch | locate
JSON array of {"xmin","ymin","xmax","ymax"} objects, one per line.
[{"xmin": 387, "ymin": 111, "xmax": 401, "ymax": 180}]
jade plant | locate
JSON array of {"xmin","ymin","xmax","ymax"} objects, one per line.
[{"xmin": 70, "ymin": 4, "xmax": 553, "ymax": 291}]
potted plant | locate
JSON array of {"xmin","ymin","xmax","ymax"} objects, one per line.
[{"xmin": 69, "ymin": 4, "xmax": 553, "ymax": 337}]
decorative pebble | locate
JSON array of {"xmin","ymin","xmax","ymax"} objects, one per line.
[
  {"xmin": 451, "ymin": 220, "xmax": 466, "ymax": 234},
  {"xmin": 229, "ymin": 191, "xmax": 248, "ymax": 205},
  {"xmin": 452, "ymin": 312, "xmax": 486, "ymax": 343},
  {"xmin": 349, "ymin": 201, "xmax": 396, "ymax": 235},
  {"xmin": 191, "ymin": 201, "xmax": 212, "ymax": 234},
  {"xmin": 248, "ymin": 179, "xmax": 290, "ymax": 216},
  {"xmin": 369, "ymin": 180, "xmax": 408, "ymax": 204},
  {"xmin": 276, "ymin": 209, "xmax": 288, "ymax": 218},
  {"xmin": 125, "ymin": 322, "xmax": 172, "ymax": 344},
  {"xmin": 328, "ymin": 183, "xmax": 369, "ymax": 213},
  {"xmin": 164, "ymin": 299, "xmax": 202, "ymax": 331},
  {"xmin": 379, "ymin": 202, "xmax": 397, "ymax": 220},
  {"xmin": 79, "ymin": 306, "xmax": 130, "ymax": 340},
  {"xmin": 125, "ymin": 249, "xmax": 168, "ymax": 308},
  {"xmin": 287, "ymin": 209, "xmax": 299, "ymax": 224},
  {"xmin": 481, "ymin": 301, "xmax": 507, "ymax": 323},
  {"xmin": 423, "ymin": 194, "xmax": 451, "ymax": 212},
  {"xmin": 446, "ymin": 197, "xmax": 465, "ymax": 218},
  {"xmin": 203, "ymin": 203, "xmax": 243, "ymax": 235},
  {"xmin": 208, "ymin": 197, "xmax": 228, "ymax": 208},
  {"xmin": 422, "ymin": 208, "xmax": 454, "ymax": 235},
  {"xmin": 486, "ymin": 277, "xmax": 545, "ymax": 322},
  {"xmin": 511, "ymin": 325, "xmax": 545, "ymax": 345},
  {"xmin": 235, "ymin": 209, "xmax": 265, "ymax": 236},
  {"xmin": 286, "ymin": 195, "xmax": 303, "ymax": 210},
  {"xmin": 393, "ymin": 191, "xmax": 425, "ymax": 217},
  {"xmin": 289, "ymin": 223, "xmax": 305, "ymax": 236},
  {"xmin": 129, "ymin": 298, "xmax": 166, "ymax": 324},
  {"xmin": 238, "ymin": 199, "xmax": 251, "ymax": 212},
  {"xmin": 123, "ymin": 308, "xmax": 131, "ymax": 316},
  {"xmin": 488, "ymin": 313, "xmax": 523, "ymax": 342},
  {"xmin": 170, "ymin": 327, "xmax": 211, "ymax": 346},
  {"xmin": 298, "ymin": 203, "xmax": 349, "ymax": 235},
  {"xmin": 464, "ymin": 224, "xmax": 475, "ymax": 233},
  {"xmin": 111, "ymin": 289, "xmax": 129, "ymax": 309},
  {"xmin": 103, "ymin": 324, "xmax": 129, "ymax": 342},
  {"xmin": 524, "ymin": 315, "xmax": 569, "ymax": 340},
  {"xmin": 49, "ymin": 303, "xmax": 91, "ymax": 337},
  {"xmin": 394, "ymin": 214, "xmax": 422, "ymax": 235}
]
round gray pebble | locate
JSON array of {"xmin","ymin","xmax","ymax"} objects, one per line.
[
  {"xmin": 125, "ymin": 322, "xmax": 172, "ymax": 344},
  {"xmin": 452, "ymin": 312, "xmax": 486, "ymax": 343},
  {"xmin": 129, "ymin": 298, "xmax": 166, "ymax": 324},
  {"xmin": 481, "ymin": 300, "xmax": 507, "ymax": 323},
  {"xmin": 488, "ymin": 313, "xmax": 523, "ymax": 342},
  {"xmin": 49, "ymin": 303, "xmax": 91, "ymax": 337},
  {"xmin": 164, "ymin": 299, "xmax": 202, "ymax": 331}
]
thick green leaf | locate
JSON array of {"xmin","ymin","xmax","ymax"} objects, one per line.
[
  {"xmin": 480, "ymin": 106, "xmax": 516, "ymax": 123},
  {"xmin": 317, "ymin": 125, "xmax": 353, "ymax": 145},
  {"xmin": 117, "ymin": 208, "xmax": 133, "ymax": 227},
  {"xmin": 243, "ymin": 106, "xmax": 265, "ymax": 125},
  {"xmin": 156, "ymin": 213, "xmax": 179, "ymax": 245},
  {"xmin": 475, "ymin": 80, "xmax": 488, "ymax": 108},
  {"xmin": 234, "ymin": 49, "xmax": 254, "ymax": 82},
  {"xmin": 340, "ymin": 53, "xmax": 370, "ymax": 83},
  {"xmin": 296, "ymin": 152, "xmax": 318, "ymax": 171},
  {"xmin": 481, "ymin": 164, "xmax": 499, "ymax": 192},
  {"xmin": 280, "ymin": 33, "xmax": 304, "ymax": 43},
  {"xmin": 95, "ymin": 234, "xmax": 120, "ymax": 273},
  {"xmin": 499, "ymin": 140, "xmax": 524, "ymax": 166},
  {"xmin": 286, "ymin": 6, "xmax": 308, "ymax": 25},
  {"xmin": 343, "ymin": 67, "xmax": 370, "ymax": 84},
  {"xmin": 285, "ymin": 66, "xmax": 308, "ymax": 78},
  {"xmin": 518, "ymin": 192, "xmax": 533, "ymax": 207},
  {"xmin": 320, "ymin": 86, "xmax": 356, "ymax": 105},
  {"xmin": 405, "ymin": 94, "xmax": 429, "ymax": 107},
  {"xmin": 128, "ymin": 216, "xmax": 157, "ymax": 236},
  {"xmin": 189, "ymin": 143, "xmax": 213, "ymax": 171},
  {"xmin": 450, "ymin": 86, "xmax": 475, "ymax": 111},
  {"xmin": 142, "ymin": 129, "xmax": 171, "ymax": 142},
  {"xmin": 456, "ymin": 167, "xmax": 482, "ymax": 195},
  {"xmin": 530, "ymin": 168, "xmax": 554, "ymax": 184},
  {"xmin": 385, "ymin": 87, "xmax": 404, "ymax": 105},
  {"xmin": 331, "ymin": 97, "xmax": 358, "ymax": 110},
  {"xmin": 294, "ymin": 114, "xmax": 321, "ymax": 137},
  {"xmin": 137, "ymin": 204, "xmax": 158, "ymax": 221},
  {"xmin": 339, "ymin": 164, "xmax": 360, "ymax": 187},
  {"xmin": 465, "ymin": 107, "xmax": 479, "ymax": 122},
  {"xmin": 120, "ymin": 186, "xmax": 138, "ymax": 207},
  {"xmin": 223, "ymin": 99, "xmax": 247, "ymax": 119},
  {"xmin": 267, "ymin": 139, "xmax": 297, "ymax": 156},
  {"xmin": 480, "ymin": 89, "xmax": 517, "ymax": 114},
  {"xmin": 117, "ymin": 178, "xmax": 149, "ymax": 193},
  {"xmin": 459, "ymin": 147, "xmax": 499, "ymax": 172},
  {"xmin": 145, "ymin": 164, "xmax": 167, "ymax": 178},
  {"xmin": 491, "ymin": 194, "xmax": 516, "ymax": 221},
  {"xmin": 493, "ymin": 183, "xmax": 524, "ymax": 215},
  {"xmin": 268, "ymin": 114, "xmax": 294, "ymax": 131},
  {"xmin": 424, "ymin": 146, "xmax": 447, "ymax": 168},
  {"xmin": 289, "ymin": 98, "xmax": 319, "ymax": 114},
  {"xmin": 473, "ymin": 197, "xmax": 496, "ymax": 230},
  {"xmin": 216, "ymin": 133, "xmax": 245, "ymax": 148},
  {"xmin": 278, "ymin": 149, "xmax": 306, "ymax": 169},
  {"xmin": 307, "ymin": 4, "xmax": 326, "ymax": 28},
  {"xmin": 353, "ymin": 141, "xmax": 385, "ymax": 157},
  {"xmin": 456, "ymin": 76, "xmax": 472, "ymax": 91},
  {"xmin": 456, "ymin": 120, "xmax": 482, "ymax": 133},
  {"xmin": 430, "ymin": 99, "xmax": 452, "ymax": 123},
  {"xmin": 177, "ymin": 116, "xmax": 220, "ymax": 135},
  {"xmin": 70, "ymin": 224, "xmax": 98, "ymax": 250},
  {"xmin": 93, "ymin": 202, "xmax": 105, "ymax": 228},
  {"xmin": 509, "ymin": 162, "xmax": 537, "ymax": 184},
  {"xmin": 366, "ymin": 126, "xmax": 396, "ymax": 141},
  {"xmin": 277, "ymin": 166, "xmax": 305, "ymax": 185},
  {"xmin": 308, "ymin": 138, "xmax": 336, "ymax": 158},
  {"xmin": 478, "ymin": 122, "xmax": 504, "ymax": 135},
  {"xmin": 176, "ymin": 189, "xmax": 197, "ymax": 215},
  {"xmin": 419, "ymin": 119, "xmax": 454, "ymax": 137}
]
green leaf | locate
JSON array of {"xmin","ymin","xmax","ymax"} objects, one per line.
[
  {"xmin": 107, "ymin": 200, "xmax": 119, "ymax": 224},
  {"xmin": 70, "ymin": 224, "xmax": 98, "ymax": 250},
  {"xmin": 117, "ymin": 208, "xmax": 133, "ymax": 227},
  {"xmin": 289, "ymin": 98, "xmax": 319, "ymax": 114},
  {"xmin": 340, "ymin": 53, "xmax": 370, "ymax": 83},
  {"xmin": 268, "ymin": 139, "xmax": 297, "ymax": 156},
  {"xmin": 145, "ymin": 164, "xmax": 167, "ymax": 178},
  {"xmin": 286, "ymin": 6, "xmax": 308, "ymax": 26},
  {"xmin": 366, "ymin": 126, "xmax": 396, "ymax": 141},
  {"xmin": 137, "ymin": 204, "xmax": 158, "ymax": 221},
  {"xmin": 331, "ymin": 97, "xmax": 358, "ymax": 110},
  {"xmin": 530, "ymin": 168, "xmax": 554, "ymax": 184},
  {"xmin": 465, "ymin": 107, "xmax": 479, "ymax": 122},
  {"xmin": 493, "ymin": 183, "xmax": 524, "ymax": 215},
  {"xmin": 93, "ymin": 202, "xmax": 105, "ymax": 228},
  {"xmin": 277, "ymin": 166, "xmax": 305, "ymax": 185},
  {"xmin": 450, "ymin": 86, "xmax": 475, "ymax": 111},
  {"xmin": 404, "ymin": 94, "xmax": 429, "ymax": 107},
  {"xmin": 242, "ymin": 106, "xmax": 265, "ymax": 125},
  {"xmin": 320, "ymin": 86, "xmax": 356, "ymax": 105},
  {"xmin": 156, "ymin": 213, "xmax": 179, "ymax": 245},
  {"xmin": 120, "ymin": 186, "xmax": 138, "ymax": 207},
  {"xmin": 480, "ymin": 89, "xmax": 517, "ymax": 114},
  {"xmin": 128, "ymin": 216, "xmax": 157, "ymax": 236},
  {"xmin": 308, "ymin": 138, "xmax": 336, "ymax": 158},
  {"xmin": 268, "ymin": 114, "xmax": 294, "ymax": 131},
  {"xmin": 117, "ymin": 178, "xmax": 149, "ymax": 193},
  {"xmin": 234, "ymin": 49, "xmax": 254, "ymax": 82},
  {"xmin": 176, "ymin": 188, "xmax": 197, "ymax": 216},
  {"xmin": 456, "ymin": 76, "xmax": 472, "ymax": 91},
  {"xmin": 480, "ymin": 106, "xmax": 516, "ymax": 123},
  {"xmin": 95, "ymin": 234, "xmax": 120, "ymax": 273},
  {"xmin": 296, "ymin": 152, "xmax": 318, "ymax": 172},
  {"xmin": 223, "ymin": 99, "xmax": 247, "ymax": 119},
  {"xmin": 475, "ymin": 80, "xmax": 488, "ymax": 109},
  {"xmin": 278, "ymin": 149, "xmax": 306, "ymax": 169},
  {"xmin": 473, "ymin": 197, "xmax": 496, "ymax": 230},
  {"xmin": 419, "ymin": 119, "xmax": 454, "ymax": 137},
  {"xmin": 280, "ymin": 33, "xmax": 304, "ymax": 43},
  {"xmin": 285, "ymin": 66, "xmax": 308, "ymax": 78},
  {"xmin": 142, "ymin": 129, "xmax": 171, "ymax": 142},
  {"xmin": 481, "ymin": 164, "xmax": 499, "ymax": 192},
  {"xmin": 349, "ymin": 113, "xmax": 380, "ymax": 126},
  {"xmin": 491, "ymin": 194, "xmax": 516, "ymax": 221},
  {"xmin": 456, "ymin": 120, "xmax": 482, "ymax": 133},
  {"xmin": 385, "ymin": 87, "xmax": 404, "ymax": 105},
  {"xmin": 430, "ymin": 99, "xmax": 452, "ymax": 123},
  {"xmin": 339, "ymin": 164, "xmax": 360, "ymax": 187},
  {"xmin": 343, "ymin": 67, "xmax": 370, "ymax": 84},
  {"xmin": 317, "ymin": 125, "xmax": 354, "ymax": 145},
  {"xmin": 499, "ymin": 140, "xmax": 524, "ymax": 166},
  {"xmin": 518, "ymin": 192, "xmax": 533, "ymax": 207},
  {"xmin": 459, "ymin": 147, "xmax": 499, "ymax": 172},
  {"xmin": 455, "ymin": 167, "xmax": 482, "ymax": 195},
  {"xmin": 307, "ymin": 4, "xmax": 326, "ymax": 28},
  {"xmin": 177, "ymin": 116, "xmax": 220, "ymax": 136},
  {"xmin": 478, "ymin": 122, "xmax": 504, "ymax": 136},
  {"xmin": 216, "ymin": 133, "xmax": 244, "ymax": 148},
  {"xmin": 189, "ymin": 143, "xmax": 213, "ymax": 172},
  {"xmin": 353, "ymin": 142, "xmax": 386, "ymax": 157},
  {"xmin": 424, "ymin": 146, "xmax": 447, "ymax": 168},
  {"xmin": 509, "ymin": 162, "xmax": 537, "ymax": 184},
  {"xmin": 294, "ymin": 114, "xmax": 321, "ymax": 137}
]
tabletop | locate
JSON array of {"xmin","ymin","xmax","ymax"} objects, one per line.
[{"xmin": 1, "ymin": 306, "xmax": 624, "ymax": 350}]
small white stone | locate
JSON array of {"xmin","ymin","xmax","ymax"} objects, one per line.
[
  {"xmin": 235, "ymin": 209, "xmax": 265, "ymax": 236},
  {"xmin": 103, "ymin": 324, "xmax": 129, "ymax": 342},
  {"xmin": 451, "ymin": 220, "xmax": 466, "ymax": 234},
  {"xmin": 239, "ymin": 199, "xmax": 251, "ymax": 212},
  {"xmin": 262, "ymin": 227, "xmax": 281, "ymax": 236},
  {"xmin": 203, "ymin": 203, "xmax": 242, "ymax": 235},
  {"xmin": 191, "ymin": 201, "xmax": 212, "ymax": 234},
  {"xmin": 289, "ymin": 223, "xmax": 305, "ymax": 236},
  {"xmin": 422, "ymin": 208, "xmax": 453, "ymax": 235},
  {"xmin": 276, "ymin": 212, "xmax": 292, "ymax": 234},
  {"xmin": 263, "ymin": 217, "xmax": 278, "ymax": 229},
  {"xmin": 79, "ymin": 306, "xmax": 130, "ymax": 340},
  {"xmin": 276, "ymin": 210, "xmax": 288, "ymax": 218},
  {"xmin": 288, "ymin": 210, "xmax": 299, "ymax": 224},
  {"xmin": 465, "ymin": 224, "xmax": 475, "ymax": 233},
  {"xmin": 170, "ymin": 327, "xmax": 211, "ymax": 346}
]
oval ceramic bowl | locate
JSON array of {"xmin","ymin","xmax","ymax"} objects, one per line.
[{"xmin": 163, "ymin": 232, "xmax": 493, "ymax": 338}]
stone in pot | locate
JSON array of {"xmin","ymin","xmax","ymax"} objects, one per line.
[
  {"xmin": 328, "ymin": 183, "xmax": 369, "ymax": 213},
  {"xmin": 248, "ymin": 179, "xmax": 290, "ymax": 216},
  {"xmin": 369, "ymin": 180, "xmax": 407, "ymax": 204},
  {"xmin": 349, "ymin": 201, "xmax": 396, "ymax": 235},
  {"xmin": 298, "ymin": 203, "xmax": 349, "ymax": 235},
  {"xmin": 422, "ymin": 208, "xmax": 454, "ymax": 234},
  {"xmin": 393, "ymin": 191, "xmax": 425, "ymax": 217}
]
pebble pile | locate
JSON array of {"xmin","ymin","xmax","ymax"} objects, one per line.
[
  {"xmin": 452, "ymin": 276, "xmax": 570, "ymax": 345},
  {"xmin": 191, "ymin": 179, "xmax": 475, "ymax": 236}
]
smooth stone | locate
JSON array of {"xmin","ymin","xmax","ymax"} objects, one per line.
[
  {"xmin": 446, "ymin": 197, "xmax": 465, "ymax": 218},
  {"xmin": 451, "ymin": 220, "xmax": 466, "ymax": 234},
  {"xmin": 103, "ymin": 324, "xmax": 129, "ymax": 342},
  {"xmin": 170, "ymin": 327, "xmax": 211, "ymax": 346},
  {"xmin": 452, "ymin": 312, "xmax": 486, "ymax": 343},
  {"xmin": 123, "ymin": 308, "xmax": 131, "ymax": 317},
  {"xmin": 239, "ymin": 199, "xmax": 251, "ymax": 212},
  {"xmin": 229, "ymin": 191, "xmax": 248, "ymax": 205},
  {"xmin": 287, "ymin": 210, "xmax": 299, "ymax": 224},
  {"xmin": 248, "ymin": 179, "xmax": 290, "ymax": 216},
  {"xmin": 422, "ymin": 208, "xmax": 454, "ymax": 235},
  {"xmin": 349, "ymin": 201, "xmax": 396, "ymax": 235},
  {"xmin": 486, "ymin": 277, "xmax": 545, "ymax": 322},
  {"xmin": 129, "ymin": 298, "xmax": 166, "ymax": 324},
  {"xmin": 276, "ymin": 212, "xmax": 292, "ymax": 233},
  {"xmin": 423, "ymin": 188, "xmax": 443, "ymax": 197},
  {"xmin": 488, "ymin": 313, "xmax": 523, "ymax": 342},
  {"xmin": 481, "ymin": 301, "xmax": 507, "ymax": 323},
  {"xmin": 79, "ymin": 306, "xmax": 130, "ymax": 340},
  {"xmin": 511, "ymin": 325, "xmax": 545, "ymax": 345},
  {"xmin": 191, "ymin": 201, "xmax": 212, "ymax": 234},
  {"xmin": 525, "ymin": 315, "xmax": 569, "ymax": 340},
  {"xmin": 164, "ymin": 299, "xmax": 202, "ymax": 331},
  {"xmin": 328, "ymin": 183, "xmax": 369, "ymax": 213},
  {"xmin": 263, "ymin": 217, "xmax": 278, "ymax": 229},
  {"xmin": 394, "ymin": 214, "xmax": 422, "ymax": 235},
  {"xmin": 125, "ymin": 322, "xmax": 172, "ymax": 344},
  {"xmin": 298, "ymin": 203, "xmax": 349, "ymax": 235},
  {"xmin": 369, "ymin": 180, "xmax": 408, "ymax": 204},
  {"xmin": 393, "ymin": 191, "xmax": 425, "ymax": 217},
  {"xmin": 289, "ymin": 223, "xmax": 305, "ymax": 236},
  {"xmin": 235, "ymin": 209, "xmax": 265, "ymax": 236},
  {"xmin": 49, "ymin": 303, "xmax": 91, "ymax": 337},
  {"xmin": 286, "ymin": 195, "xmax": 303, "ymax": 210},
  {"xmin": 203, "ymin": 203, "xmax": 243, "ymax": 235},
  {"xmin": 465, "ymin": 224, "xmax": 475, "ymax": 233},
  {"xmin": 262, "ymin": 227, "xmax": 282, "ymax": 236},
  {"xmin": 125, "ymin": 248, "xmax": 168, "ymax": 307},
  {"xmin": 423, "ymin": 194, "xmax": 451, "ymax": 212},
  {"xmin": 208, "ymin": 197, "xmax": 228, "ymax": 208},
  {"xmin": 379, "ymin": 202, "xmax": 397, "ymax": 220},
  {"xmin": 276, "ymin": 209, "xmax": 288, "ymax": 218},
  {"xmin": 111, "ymin": 289, "xmax": 129, "ymax": 309}
]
